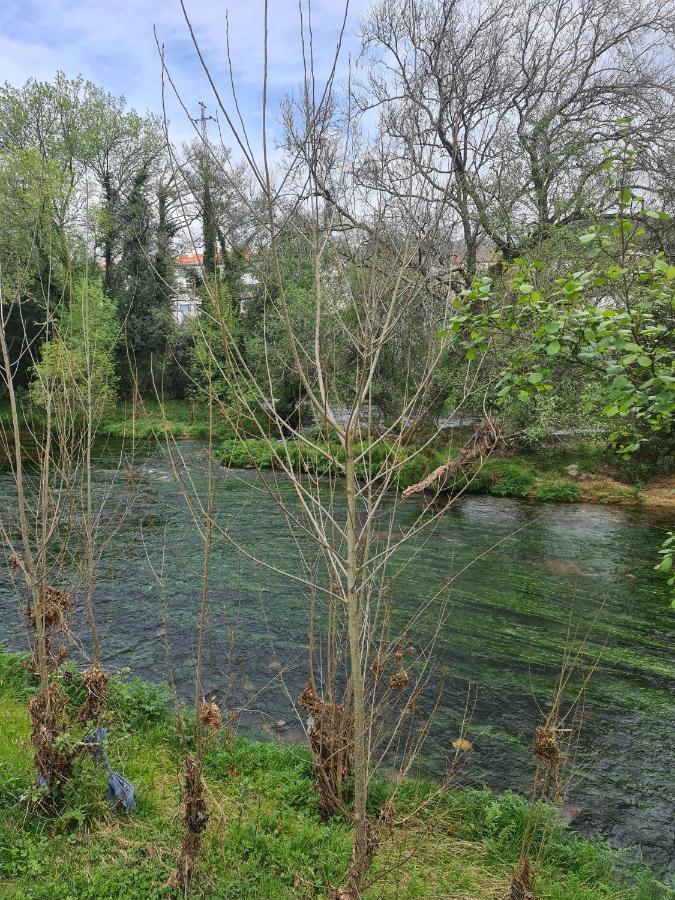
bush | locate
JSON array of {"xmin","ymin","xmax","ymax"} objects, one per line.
[
  {"xmin": 535, "ymin": 480, "xmax": 581, "ymax": 502},
  {"xmin": 106, "ymin": 673, "xmax": 171, "ymax": 729},
  {"xmin": 488, "ymin": 461, "xmax": 535, "ymax": 498},
  {"xmin": 613, "ymin": 444, "xmax": 675, "ymax": 484}
]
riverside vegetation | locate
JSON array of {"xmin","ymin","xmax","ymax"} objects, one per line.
[{"xmin": 0, "ymin": 649, "xmax": 666, "ymax": 900}]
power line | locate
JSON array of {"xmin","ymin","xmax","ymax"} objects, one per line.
[{"xmin": 191, "ymin": 102, "xmax": 215, "ymax": 140}]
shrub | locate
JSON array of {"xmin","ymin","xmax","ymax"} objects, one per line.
[
  {"xmin": 106, "ymin": 673, "xmax": 171, "ymax": 729},
  {"xmin": 488, "ymin": 461, "xmax": 535, "ymax": 498},
  {"xmin": 535, "ymin": 480, "xmax": 581, "ymax": 502}
]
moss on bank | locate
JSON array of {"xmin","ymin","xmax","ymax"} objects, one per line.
[{"xmin": 0, "ymin": 650, "xmax": 666, "ymax": 899}]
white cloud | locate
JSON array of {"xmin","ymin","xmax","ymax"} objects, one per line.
[{"xmin": 0, "ymin": 0, "xmax": 370, "ymax": 149}]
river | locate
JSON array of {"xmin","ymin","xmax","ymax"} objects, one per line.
[{"xmin": 0, "ymin": 439, "xmax": 673, "ymax": 882}]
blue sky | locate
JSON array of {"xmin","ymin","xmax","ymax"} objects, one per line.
[{"xmin": 0, "ymin": 0, "xmax": 368, "ymax": 147}]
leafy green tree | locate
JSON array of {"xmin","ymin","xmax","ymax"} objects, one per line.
[
  {"xmin": 30, "ymin": 276, "xmax": 118, "ymax": 421},
  {"xmin": 111, "ymin": 166, "xmax": 174, "ymax": 395}
]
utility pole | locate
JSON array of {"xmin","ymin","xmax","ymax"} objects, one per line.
[
  {"xmin": 192, "ymin": 103, "xmax": 218, "ymax": 277},
  {"xmin": 192, "ymin": 101, "xmax": 215, "ymax": 142}
]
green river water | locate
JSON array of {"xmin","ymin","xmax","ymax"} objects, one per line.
[{"xmin": 0, "ymin": 439, "xmax": 673, "ymax": 882}]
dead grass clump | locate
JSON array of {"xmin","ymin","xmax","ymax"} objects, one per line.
[
  {"xmin": 26, "ymin": 587, "xmax": 71, "ymax": 629},
  {"xmin": 199, "ymin": 700, "xmax": 222, "ymax": 731},
  {"xmin": 532, "ymin": 724, "xmax": 564, "ymax": 801},
  {"xmin": 507, "ymin": 857, "xmax": 535, "ymax": 900},
  {"xmin": 24, "ymin": 587, "xmax": 71, "ymax": 672},
  {"xmin": 299, "ymin": 682, "xmax": 354, "ymax": 816},
  {"xmin": 388, "ymin": 669, "xmax": 410, "ymax": 691},
  {"xmin": 79, "ymin": 665, "xmax": 109, "ymax": 724},
  {"xmin": 169, "ymin": 753, "xmax": 210, "ymax": 893}
]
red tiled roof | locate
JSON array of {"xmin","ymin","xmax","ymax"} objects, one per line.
[{"xmin": 176, "ymin": 253, "xmax": 204, "ymax": 266}]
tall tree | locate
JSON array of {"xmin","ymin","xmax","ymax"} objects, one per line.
[
  {"xmin": 113, "ymin": 166, "xmax": 173, "ymax": 395},
  {"xmin": 361, "ymin": 0, "xmax": 675, "ymax": 281}
]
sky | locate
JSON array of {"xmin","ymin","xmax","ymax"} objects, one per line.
[{"xmin": 0, "ymin": 0, "xmax": 369, "ymax": 148}]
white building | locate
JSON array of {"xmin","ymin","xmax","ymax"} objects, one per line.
[
  {"xmin": 171, "ymin": 252, "xmax": 259, "ymax": 322},
  {"xmin": 172, "ymin": 253, "xmax": 204, "ymax": 324}
]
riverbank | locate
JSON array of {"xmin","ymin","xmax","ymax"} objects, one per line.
[
  {"xmin": 214, "ymin": 436, "xmax": 675, "ymax": 509},
  {"xmin": 1, "ymin": 399, "xmax": 672, "ymax": 507},
  {"xmin": 0, "ymin": 650, "xmax": 666, "ymax": 899}
]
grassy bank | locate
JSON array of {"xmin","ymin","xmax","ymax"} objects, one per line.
[
  {"xmin": 97, "ymin": 400, "xmax": 235, "ymax": 441},
  {"xmin": 0, "ymin": 399, "xmax": 236, "ymax": 442},
  {"xmin": 0, "ymin": 650, "xmax": 665, "ymax": 899},
  {"xmin": 215, "ymin": 436, "xmax": 674, "ymax": 508}
]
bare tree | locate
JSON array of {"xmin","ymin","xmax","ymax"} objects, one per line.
[
  {"xmin": 157, "ymin": 3, "xmax": 500, "ymax": 893},
  {"xmin": 361, "ymin": 0, "xmax": 675, "ymax": 281}
]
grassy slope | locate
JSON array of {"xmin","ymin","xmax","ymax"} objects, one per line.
[
  {"xmin": 97, "ymin": 399, "xmax": 234, "ymax": 441},
  {"xmin": 0, "ymin": 652, "xmax": 665, "ymax": 899}
]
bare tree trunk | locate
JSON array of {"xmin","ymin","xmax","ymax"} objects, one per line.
[{"xmin": 344, "ymin": 440, "xmax": 369, "ymax": 896}]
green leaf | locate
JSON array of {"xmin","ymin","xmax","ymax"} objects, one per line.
[
  {"xmin": 579, "ymin": 233, "xmax": 596, "ymax": 244},
  {"xmin": 637, "ymin": 356, "xmax": 651, "ymax": 367},
  {"xmin": 528, "ymin": 371, "xmax": 544, "ymax": 384},
  {"xmin": 546, "ymin": 341, "xmax": 561, "ymax": 356}
]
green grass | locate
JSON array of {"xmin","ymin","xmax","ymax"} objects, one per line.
[
  {"xmin": 97, "ymin": 399, "xmax": 236, "ymax": 441},
  {"xmin": 0, "ymin": 398, "xmax": 236, "ymax": 442},
  {"xmin": 0, "ymin": 650, "xmax": 666, "ymax": 899}
]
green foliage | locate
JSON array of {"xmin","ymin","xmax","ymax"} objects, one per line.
[
  {"xmin": 446, "ymin": 150, "xmax": 674, "ymax": 461},
  {"xmin": 535, "ymin": 480, "xmax": 582, "ymax": 503},
  {"xmin": 112, "ymin": 166, "xmax": 175, "ymax": 395},
  {"xmin": 29, "ymin": 277, "xmax": 118, "ymax": 420},
  {"xmin": 654, "ymin": 532, "xmax": 675, "ymax": 608},
  {"xmin": 106, "ymin": 672, "xmax": 171, "ymax": 730}
]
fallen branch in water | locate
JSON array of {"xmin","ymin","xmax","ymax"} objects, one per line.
[{"xmin": 402, "ymin": 417, "xmax": 502, "ymax": 498}]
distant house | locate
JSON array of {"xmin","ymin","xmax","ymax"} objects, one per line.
[
  {"xmin": 173, "ymin": 253, "xmax": 204, "ymax": 324},
  {"xmin": 172, "ymin": 252, "xmax": 260, "ymax": 322}
]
